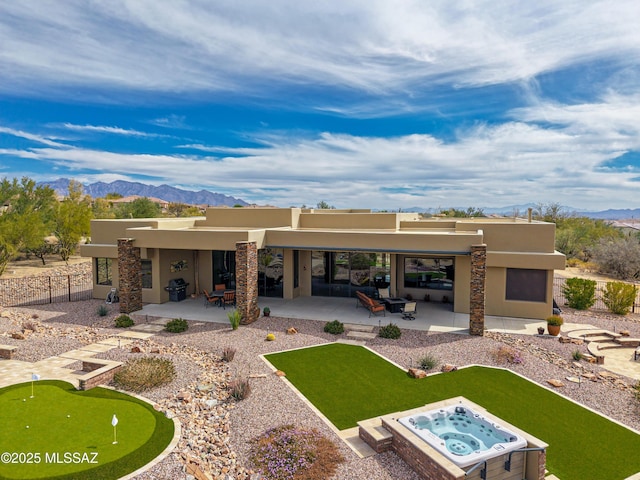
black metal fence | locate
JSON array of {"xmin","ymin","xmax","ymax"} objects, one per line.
[
  {"xmin": 553, "ymin": 277, "xmax": 640, "ymax": 313},
  {"xmin": 0, "ymin": 272, "xmax": 93, "ymax": 307}
]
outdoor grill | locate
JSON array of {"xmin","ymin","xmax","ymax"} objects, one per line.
[{"xmin": 165, "ymin": 278, "xmax": 189, "ymax": 302}]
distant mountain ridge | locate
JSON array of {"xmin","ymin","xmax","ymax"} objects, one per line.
[{"xmin": 41, "ymin": 178, "xmax": 249, "ymax": 207}]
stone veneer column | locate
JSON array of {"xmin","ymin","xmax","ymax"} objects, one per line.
[
  {"xmin": 469, "ymin": 244, "xmax": 487, "ymax": 336},
  {"xmin": 117, "ymin": 238, "xmax": 142, "ymax": 314},
  {"xmin": 236, "ymin": 242, "xmax": 260, "ymax": 324}
]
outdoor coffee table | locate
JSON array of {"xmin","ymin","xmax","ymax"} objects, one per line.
[{"xmin": 382, "ymin": 297, "xmax": 409, "ymax": 313}]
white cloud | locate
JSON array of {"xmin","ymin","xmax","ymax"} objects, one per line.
[
  {"xmin": 1, "ymin": 1, "xmax": 639, "ymax": 103},
  {"xmin": 61, "ymin": 123, "xmax": 164, "ymax": 137}
]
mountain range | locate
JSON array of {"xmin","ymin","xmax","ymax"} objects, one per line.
[
  {"xmin": 41, "ymin": 179, "xmax": 639, "ymax": 219},
  {"xmin": 41, "ymin": 179, "xmax": 249, "ymax": 207}
]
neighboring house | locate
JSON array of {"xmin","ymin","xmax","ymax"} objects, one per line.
[{"xmin": 80, "ymin": 208, "xmax": 565, "ymax": 331}]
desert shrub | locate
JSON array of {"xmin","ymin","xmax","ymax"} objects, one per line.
[
  {"xmin": 113, "ymin": 357, "xmax": 176, "ymax": 392},
  {"xmin": 491, "ymin": 345, "xmax": 523, "ymax": 364},
  {"xmin": 603, "ymin": 281, "xmax": 638, "ymax": 315},
  {"xmin": 114, "ymin": 314, "xmax": 134, "ymax": 328},
  {"xmin": 221, "ymin": 346, "xmax": 237, "ymax": 362},
  {"xmin": 229, "ymin": 377, "xmax": 251, "ymax": 400},
  {"xmin": 562, "ymin": 277, "xmax": 596, "ymax": 310},
  {"xmin": 97, "ymin": 305, "xmax": 109, "ymax": 317},
  {"xmin": 323, "ymin": 320, "xmax": 344, "ymax": 335},
  {"xmin": 266, "ymin": 333, "xmax": 276, "ymax": 341},
  {"xmin": 165, "ymin": 318, "xmax": 188, "ymax": 333},
  {"xmin": 249, "ymin": 424, "xmax": 344, "ymax": 480},
  {"xmin": 418, "ymin": 353, "xmax": 439, "ymax": 371},
  {"xmin": 378, "ymin": 323, "xmax": 401, "ymax": 339},
  {"xmin": 21, "ymin": 320, "xmax": 37, "ymax": 332},
  {"xmin": 593, "ymin": 237, "xmax": 640, "ymax": 280},
  {"xmin": 572, "ymin": 349, "xmax": 584, "ymax": 361},
  {"xmin": 227, "ymin": 309, "xmax": 241, "ymax": 330}
]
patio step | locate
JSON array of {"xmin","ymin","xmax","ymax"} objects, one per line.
[
  {"xmin": 347, "ymin": 331, "xmax": 378, "ymax": 340},
  {"xmin": 593, "ymin": 341, "xmax": 623, "ymax": 351},
  {"xmin": 344, "ymin": 323, "xmax": 375, "ymax": 333}
]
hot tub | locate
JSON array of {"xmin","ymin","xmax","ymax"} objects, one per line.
[{"xmin": 397, "ymin": 404, "xmax": 527, "ymax": 468}]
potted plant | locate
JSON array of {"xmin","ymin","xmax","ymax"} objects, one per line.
[
  {"xmin": 263, "ymin": 307, "xmax": 270, "ymax": 317},
  {"xmin": 546, "ymin": 315, "xmax": 563, "ymax": 336},
  {"xmin": 537, "ymin": 326, "xmax": 545, "ymax": 335}
]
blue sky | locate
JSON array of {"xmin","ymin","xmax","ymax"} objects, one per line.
[{"xmin": 1, "ymin": 1, "xmax": 640, "ymax": 210}]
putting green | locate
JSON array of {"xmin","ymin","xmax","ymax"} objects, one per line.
[{"xmin": 0, "ymin": 380, "xmax": 175, "ymax": 480}]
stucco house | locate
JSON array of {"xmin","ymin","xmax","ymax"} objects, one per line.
[{"xmin": 80, "ymin": 208, "xmax": 565, "ymax": 334}]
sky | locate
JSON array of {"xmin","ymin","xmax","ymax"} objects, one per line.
[{"xmin": 1, "ymin": 1, "xmax": 640, "ymax": 211}]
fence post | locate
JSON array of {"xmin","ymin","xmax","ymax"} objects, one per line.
[{"xmin": 49, "ymin": 276, "xmax": 52, "ymax": 304}]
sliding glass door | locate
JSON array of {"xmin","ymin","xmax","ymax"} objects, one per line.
[{"xmin": 311, "ymin": 251, "xmax": 389, "ymax": 297}]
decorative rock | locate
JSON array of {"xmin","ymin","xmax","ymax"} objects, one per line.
[
  {"xmin": 581, "ymin": 373, "xmax": 597, "ymax": 381},
  {"xmin": 274, "ymin": 370, "xmax": 286, "ymax": 377},
  {"xmin": 205, "ymin": 399, "xmax": 218, "ymax": 408},
  {"xmin": 11, "ymin": 332, "xmax": 25, "ymax": 340},
  {"xmin": 547, "ymin": 379, "xmax": 565, "ymax": 388},
  {"xmin": 197, "ymin": 383, "xmax": 214, "ymax": 392},
  {"xmin": 570, "ymin": 339, "xmax": 584, "ymax": 345},
  {"xmin": 130, "ymin": 346, "xmax": 142, "ymax": 353},
  {"xmin": 441, "ymin": 364, "xmax": 458, "ymax": 372},
  {"xmin": 177, "ymin": 391, "xmax": 193, "ymax": 403},
  {"xmin": 150, "ymin": 348, "xmax": 161, "ymax": 354},
  {"xmin": 408, "ymin": 368, "xmax": 427, "ymax": 379},
  {"xmin": 558, "ymin": 336, "xmax": 571, "ymax": 344},
  {"xmin": 286, "ymin": 327, "xmax": 298, "ymax": 335},
  {"xmin": 620, "ymin": 330, "xmax": 630, "ymax": 337}
]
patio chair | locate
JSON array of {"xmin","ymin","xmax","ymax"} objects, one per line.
[
  {"xmin": 203, "ymin": 290, "xmax": 219, "ymax": 308},
  {"xmin": 222, "ymin": 290, "xmax": 236, "ymax": 309},
  {"xmin": 378, "ymin": 287, "xmax": 391, "ymax": 299},
  {"xmin": 401, "ymin": 301, "xmax": 417, "ymax": 321}
]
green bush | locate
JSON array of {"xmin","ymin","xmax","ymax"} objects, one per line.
[
  {"xmin": 603, "ymin": 281, "xmax": 638, "ymax": 315},
  {"xmin": 97, "ymin": 305, "xmax": 109, "ymax": 317},
  {"xmin": 227, "ymin": 309, "xmax": 242, "ymax": 330},
  {"xmin": 572, "ymin": 349, "xmax": 584, "ymax": 361},
  {"xmin": 562, "ymin": 277, "xmax": 596, "ymax": 310},
  {"xmin": 113, "ymin": 357, "xmax": 176, "ymax": 392},
  {"xmin": 378, "ymin": 323, "xmax": 401, "ymax": 339},
  {"xmin": 418, "ymin": 353, "xmax": 439, "ymax": 370},
  {"xmin": 222, "ymin": 346, "xmax": 236, "ymax": 362},
  {"xmin": 324, "ymin": 320, "xmax": 344, "ymax": 335},
  {"xmin": 546, "ymin": 315, "xmax": 564, "ymax": 326},
  {"xmin": 164, "ymin": 318, "xmax": 188, "ymax": 333},
  {"xmin": 114, "ymin": 314, "xmax": 134, "ymax": 328}
]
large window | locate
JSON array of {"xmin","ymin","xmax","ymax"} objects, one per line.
[
  {"xmin": 141, "ymin": 260, "xmax": 152, "ymax": 289},
  {"xmin": 506, "ymin": 268, "xmax": 547, "ymax": 302},
  {"xmin": 404, "ymin": 257, "xmax": 453, "ymax": 290},
  {"xmin": 212, "ymin": 251, "xmax": 236, "ymax": 289},
  {"xmin": 293, "ymin": 250, "xmax": 299, "ymax": 289},
  {"xmin": 96, "ymin": 258, "xmax": 112, "ymax": 286},
  {"xmin": 311, "ymin": 251, "xmax": 390, "ymax": 297}
]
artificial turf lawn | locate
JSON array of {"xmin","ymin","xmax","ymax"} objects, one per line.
[
  {"xmin": 265, "ymin": 342, "xmax": 640, "ymax": 480},
  {"xmin": 0, "ymin": 380, "xmax": 174, "ymax": 480}
]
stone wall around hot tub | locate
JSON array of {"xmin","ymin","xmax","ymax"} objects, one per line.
[{"xmin": 358, "ymin": 396, "xmax": 548, "ymax": 480}]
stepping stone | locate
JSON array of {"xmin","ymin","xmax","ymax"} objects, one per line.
[
  {"xmin": 347, "ymin": 331, "xmax": 377, "ymax": 340},
  {"xmin": 116, "ymin": 331, "xmax": 154, "ymax": 340},
  {"xmin": 335, "ymin": 339, "xmax": 367, "ymax": 346},
  {"xmin": 98, "ymin": 338, "xmax": 134, "ymax": 347},
  {"xmin": 79, "ymin": 343, "xmax": 114, "ymax": 353},
  {"xmin": 150, "ymin": 318, "xmax": 170, "ymax": 325},
  {"xmin": 565, "ymin": 376, "xmax": 581, "ymax": 383},
  {"xmin": 131, "ymin": 324, "xmax": 165, "ymax": 333},
  {"xmin": 547, "ymin": 379, "xmax": 565, "ymax": 388},
  {"xmin": 344, "ymin": 323, "xmax": 375, "ymax": 333}
]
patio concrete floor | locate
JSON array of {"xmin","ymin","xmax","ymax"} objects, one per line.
[{"xmin": 134, "ymin": 295, "xmax": 554, "ymax": 336}]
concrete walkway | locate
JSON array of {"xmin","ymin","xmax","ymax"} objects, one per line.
[{"xmin": 0, "ymin": 328, "xmax": 158, "ymax": 389}]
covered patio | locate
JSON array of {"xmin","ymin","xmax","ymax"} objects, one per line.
[{"xmin": 133, "ymin": 296, "xmax": 546, "ymax": 335}]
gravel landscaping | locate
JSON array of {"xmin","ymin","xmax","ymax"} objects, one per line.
[{"xmin": 1, "ymin": 299, "xmax": 640, "ymax": 479}]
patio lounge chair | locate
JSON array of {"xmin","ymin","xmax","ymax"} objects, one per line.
[{"xmin": 401, "ymin": 301, "xmax": 417, "ymax": 321}]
